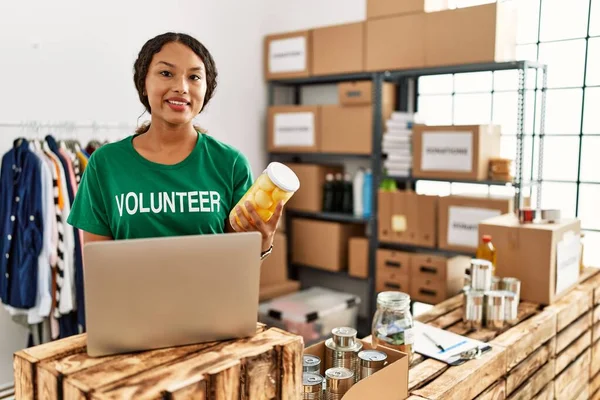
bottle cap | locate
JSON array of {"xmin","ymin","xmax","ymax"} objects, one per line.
[
  {"xmin": 266, "ymin": 162, "xmax": 300, "ymax": 192},
  {"xmin": 482, "ymin": 235, "xmax": 492, "ymax": 243}
]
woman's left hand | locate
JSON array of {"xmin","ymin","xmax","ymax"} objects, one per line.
[{"xmin": 230, "ymin": 201, "xmax": 284, "ymax": 252}]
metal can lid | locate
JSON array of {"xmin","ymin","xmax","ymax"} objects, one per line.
[
  {"xmin": 332, "ymin": 327, "xmax": 357, "ymax": 337},
  {"xmin": 471, "ymin": 259, "xmax": 492, "ymax": 269},
  {"xmin": 303, "ymin": 372, "xmax": 324, "ymax": 386},
  {"xmin": 325, "ymin": 367, "xmax": 354, "ymax": 380},
  {"xmin": 358, "ymin": 349, "xmax": 388, "ymax": 362},
  {"xmin": 303, "ymin": 355, "xmax": 321, "ymax": 367}
]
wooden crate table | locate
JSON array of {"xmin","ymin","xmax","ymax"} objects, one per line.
[
  {"xmin": 405, "ymin": 267, "xmax": 600, "ymax": 400},
  {"xmin": 13, "ymin": 324, "xmax": 303, "ymax": 400}
]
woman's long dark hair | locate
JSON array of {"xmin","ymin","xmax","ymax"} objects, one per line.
[{"xmin": 133, "ymin": 32, "xmax": 218, "ymax": 134}]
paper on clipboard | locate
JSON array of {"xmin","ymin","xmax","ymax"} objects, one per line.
[{"xmin": 413, "ymin": 321, "xmax": 492, "ymax": 366}]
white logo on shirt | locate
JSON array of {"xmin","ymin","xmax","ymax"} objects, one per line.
[{"xmin": 115, "ymin": 191, "xmax": 221, "ymax": 217}]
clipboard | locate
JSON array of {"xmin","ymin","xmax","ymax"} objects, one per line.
[{"xmin": 413, "ymin": 321, "xmax": 492, "ymax": 366}]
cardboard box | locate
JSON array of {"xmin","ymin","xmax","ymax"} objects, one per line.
[
  {"xmin": 479, "ymin": 214, "xmax": 582, "ymax": 305},
  {"xmin": 338, "ymin": 81, "xmax": 396, "ymax": 106},
  {"xmin": 416, "ymin": 194, "xmax": 438, "ymax": 247},
  {"xmin": 378, "ymin": 190, "xmax": 394, "ymax": 242},
  {"xmin": 386, "ymin": 191, "xmax": 437, "ymax": 247},
  {"xmin": 259, "ymin": 280, "xmax": 301, "ymax": 302},
  {"xmin": 304, "ymin": 340, "xmax": 409, "ymax": 399},
  {"xmin": 438, "ymin": 195, "xmax": 513, "ymax": 253},
  {"xmin": 366, "ymin": 13, "xmax": 426, "ymax": 71},
  {"xmin": 412, "ymin": 124, "xmax": 502, "ymax": 181},
  {"xmin": 312, "ymin": 22, "xmax": 365, "ymax": 76},
  {"xmin": 264, "ymin": 30, "xmax": 312, "ymax": 80},
  {"xmin": 390, "ymin": 191, "xmax": 412, "ymax": 244},
  {"xmin": 292, "ymin": 219, "xmax": 364, "ymax": 271},
  {"xmin": 377, "ymin": 268, "xmax": 410, "ymax": 293},
  {"xmin": 285, "ymin": 163, "xmax": 343, "ymax": 212},
  {"xmin": 377, "ymin": 249, "xmax": 411, "ymax": 276},
  {"xmin": 410, "ymin": 254, "xmax": 470, "ymax": 282},
  {"xmin": 410, "ymin": 274, "xmax": 464, "ymax": 305},
  {"xmin": 425, "ymin": 2, "xmax": 517, "ymax": 67},
  {"xmin": 349, "ymin": 237, "xmax": 369, "ymax": 279},
  {"xmin": 268, "ymin": 106, "xmax": 321, "ymax": 153},
  {"xmin": 367, "ymin": 0, "xmax": 425, "ymax": 19},
  {"xmin": 260, "ymin": 233, "xmax": 288, "ymax": 287}
]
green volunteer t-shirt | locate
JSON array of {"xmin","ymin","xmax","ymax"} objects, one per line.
[{"xmin": 67, "ymin": 132, "xmax": 253, "ymax": 240}]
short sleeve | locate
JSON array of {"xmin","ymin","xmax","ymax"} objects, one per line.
[
  {"xmin": 231, "ymin": 153, "xmax": 254, "ymax": 210},
  {"xmin": 67, "ymin": 156, "xmax": 112, "ymax": 237}
]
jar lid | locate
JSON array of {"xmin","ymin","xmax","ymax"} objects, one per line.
[
  {"xmin": 377, "ymin": 291, "xmax": 411, "ymax": 309},
  {"xmin": 266, "ymin": 162, "xmax": 300, "ymax": 192}
]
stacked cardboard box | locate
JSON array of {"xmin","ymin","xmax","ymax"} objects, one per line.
[
  {"xmin": 259, "ymin": 233, "xmax": 301, "ymax": 301},
  {"xmin": 284, "ymin": 163, "xmax": 343, "ymax": 213},
  {"xmin": 383, "ymin": 112, "xmax": 414, "ymax": 178}
]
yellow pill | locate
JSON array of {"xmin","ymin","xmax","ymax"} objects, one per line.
[
  {"xmin": 255, "ymin": 190, "xmax": 273, "ymax": 210},
  {"xmin": 257, "ymin": 209, "xmax": 273, "ymax": 222},
  {"xmin": 272, "ymin": 188, "xmax": 291, "ymax": 204},
  {"xmin": 257, "ymin": 174, "xmax": 276, "ymax": 192}
]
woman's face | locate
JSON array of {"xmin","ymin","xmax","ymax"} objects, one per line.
[{"xmin": 144, "ymin": 42, "xmax": 207, "ymax": 127}]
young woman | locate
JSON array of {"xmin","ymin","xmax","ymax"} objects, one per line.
[{"xmin": 68, "ymin": 32, "xmax": 281, "ymax": 258}]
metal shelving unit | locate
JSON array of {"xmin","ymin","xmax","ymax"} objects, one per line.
[{"xmin": 267, "ymin": 60, "xmax": 547, "ymax": 326}]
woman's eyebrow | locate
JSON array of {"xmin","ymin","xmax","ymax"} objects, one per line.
[{"xmin": 156, "ymin": 60, "xmax": 204, "ymax": 72}]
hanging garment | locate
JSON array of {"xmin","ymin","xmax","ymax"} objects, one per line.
[{"xmin": 0, "ymin": 139, "xmax": 45, "ymax": 308}]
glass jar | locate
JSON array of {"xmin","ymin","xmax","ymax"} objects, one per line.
[
  {"xmin": 371, "ymin": 291, "xmax": 414, "ymax": 362},
  {"xmin": 230, "ymin": 162, "xmax": 300, "ymax": 227}
]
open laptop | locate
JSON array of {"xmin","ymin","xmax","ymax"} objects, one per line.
[{"xmin": 82, "ymin": 231, "xmax": 262, "ymax": 357}]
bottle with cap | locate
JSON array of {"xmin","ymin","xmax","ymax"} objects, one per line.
[
  {"xmin": 333, "ymin": 173, "xmax": 344, "ymax": 212},
  {"xmin": 476, "ymin": 235, "xmax": 497, "ymax": 275},
  {"xmin": 341, "ymin": 173, "xmax": 353, "ymax": 214},
  {"xmin": 363, "ymin": 168, "xmax": 373, "ymax": 218},
  {"xmin": 352, "ymin": 168, "xmax": 364, "ymax": 217},
  {"xmin": 230, "ymin": 162, "xmax": 300, "ymax": 227},
  {"xmin": 322, "ymin": 173, "xmax": 335, "ymax": 212}
]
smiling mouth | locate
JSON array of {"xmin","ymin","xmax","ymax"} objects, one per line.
[{"xmin": 166, "ymin": 100, "xmax": 190, "ymax": 106}]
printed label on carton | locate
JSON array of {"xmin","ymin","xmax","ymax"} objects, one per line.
[
  {"xmin": 269, "ymin": 36, "xmax": 306, "ymax": 73},
  {"xmin": 274, "ymin": 112, "xmax": 315, "ymax": 147},
  {"xmin": 421, "ymin": 132, "xmax": 473, "ymax": 172},
  {"xmin": 556, "ymin": 230, "xmax": 581, "ymax": 295},
  {"xmin": 447, "ymin": 206, "xmax": 502, "ymax": 248}
]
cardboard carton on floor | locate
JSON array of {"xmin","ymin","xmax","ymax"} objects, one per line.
[
  {"xmin": 312, "ymin": 22, "xmax": 365, "ymax": 76},
  {"xmin": 284, "ymin": 163, "xmax": 343, "ymax": 213},
  {"xmin": 366, "ymin": 0, "xmax": 425, "ymax": 19},
  {"xmin": 425, "ymin": 1, "xmax": 517, "ymax": 67},
  {"xmin": 264, "ymin": 30, "xmax": 312, "ymax": 80},
  {"xmin": 479, "ymin": 214, "xmax": 582, "ymax": 305},
  {"xmin": 304, "ymin": 340, "xmax": 409, "ymax": 399},
  {"xmin": 366, "ymin": 13, "xmax": 426, "ymax": 71},
  {"xmin": 438, "ymin": 195, "xmax": 513, "ymax": 253},
  {"xmin": 349, "ymin": 237, "xmax": 369, "ymax": 279},
  {"xmin": 292, "ymin": 219, "xmax": 364, "ymax": 271},
  {"xmin": 259, "ymin": 233, "xmax": 300, "ymax": 302},
  {"xmin": 267, "ymin": 105, "xmax": 321, "ymax": 153},
  {"xmin": 412, "ymin": 124, "xmax": 502, "ymax": 181}
]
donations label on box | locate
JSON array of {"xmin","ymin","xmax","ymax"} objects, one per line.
[
  {"xmin": 269, "ymin": 36, "xmax": 307, "ymax": 74},
  {"xmin": 447, "ymin": 206, "xmax": 502, "ymax": 248},
  {"xmin": 274, "ymin": 112, "xmax": 315, "ymax": 147},
  {"xmin": 421, "ymin": 131, "xmax": 473, "ymax": 172}
]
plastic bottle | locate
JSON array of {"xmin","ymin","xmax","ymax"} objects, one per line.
[
  {"xmin": 363, "ymin": 169, "xmax": 373, "ymax": 218},
  {"xmin": 322, "ymin": 173, "xmax": 335, "ymax": 212},
  {"xmin": 476, "ymin": 235, "xmax": 497, "ymax": 275},
  {"xmin": 342, "ymin": 173, "xmax": 354, "ymax": 214},
  {"xmin": 334, "ymin": 173, "xmax": 344, "ymax": 212},
  {"xmin": 353, "ymin": 168, "xmax": 365, "ymax": 217}
]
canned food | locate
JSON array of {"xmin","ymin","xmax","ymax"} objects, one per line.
[
  {"xmin": 484, "ymin": 291, "xmax": 505, "ymax": 330},
  {"xmin": 501, "ymin": 277, "xmax": 521, "ymax": 303},
  {"xmin": 304, "ymin": 355, "xmax": 321, "ymax": 373},
  {"xmin": 325, "ymin": 367, "xmax": 354, "ymax": 400},
  {"xmin": 470, "ymin": 259, "xmax": 493, "ymax": 291},
  {"xmin": 230, "ymin": 162, "xmax": 300, "ymax": 227},
  {"xmin": 502, "ymin": 291, "xmax": 518, "ymax": 325},
  {"xmin": 463, "ymin": 290, "xmax": 484, "ymax": 330},
  {"xmin": 358, "ymin": 350, "xmax": 387, "ymax": 380},
  {"xmin": 325, "ymin": 327, "xmax": 362, "ymax": 383},
  {"xmin": 491, "ymin": 276, "xmax": 501, "ymax": 291},
  {"xmin": 303, "ymin": 373, "xmax": 324, "ymax": 400}
]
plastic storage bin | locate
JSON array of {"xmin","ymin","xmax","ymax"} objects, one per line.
[{"xmin": 258, "ymin": 287, "xmax": 361, "ymax": 346}]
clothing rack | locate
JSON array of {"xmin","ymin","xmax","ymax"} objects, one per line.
[{"xmin": 0, "ymin": 121, "xmax": 136, "ymax": 130}]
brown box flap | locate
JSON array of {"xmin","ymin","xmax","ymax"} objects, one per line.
[{"xmin": 367, "ymin": 0, "xmax": 425, "ymax": 19}]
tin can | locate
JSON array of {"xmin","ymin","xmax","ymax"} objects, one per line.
[
  {"xmin": 541, "ymin": 209, "xmax": 561, "ymax": 223},
  {"xmin": 325, "ymin": 327, "xmax": 362, "ymax": 382},
  {"xmin": 325, "ymin": 367, "xmax": 354, "ymax": 400},
  {"xmin": 357, "ymin": 350, "xmax": 387, "ymax": 380},
  {"xmin": 463, "ymin": 290, "xmax": 484, "ymax": 330},
  {"xmin": 304, "ymin": 355, "xmax": 321, "ymax": 373},
  {"xmin": 501, "ymin": 277, "xmax": 521, "ymax": 303},
  {"xmin": 470, "ymin": 259, "xmax": 493, "ymax": 291},
  {"xmin": 484, "ymin": 291, "xmax": 505, "ymax": 330},
  {"xmin": 502, "ymin": 291, "xmax": 518, "ymax": 325},
  {"xmin": 464, "ymin": 274, "xmax": 472, "ymax": 289},
  {"xmin": 303, "ymin": 373, "xmax": 324, "ymax": 400},
  {"xmin": 518, "ymin": 208, "xmax": 540, "ymax": 223},
  {"xmin": 491, "ymin": 276, "xmax": 501, "ymax": 291}
]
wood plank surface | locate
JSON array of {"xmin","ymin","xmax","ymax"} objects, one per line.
[
  {"xmin": 413, "ymin": 345, "xmax": 507, "ymax": 400},
  {"xmin": 416, "ymin": 295, "xmax": 464, "ymax": 323},
  {"xmin": 506, "ymin": 359, "xmax": 555, "ymax": 400},
  {"xmin": 506, "ymin": 341, "xmax": 552, "ymax": 395},
  {"xmin": 556, "ymin": 311, "xmax": 593, "ymax": 354},
  {"xmin": 577, "ymin": 270, "xmax": 600, "ymax": 306},
  {"xmin": 555, "ymin": 330, "xmax": 592, "ymax": 376},
  {"xmin": 491, "ymin": 310, "xmax": 556, "ymax": 371},
  {"xmin": 13, "ymin": 352, "xmax": 36, "ymax": 400},
  {"xmin": 574, "ymin": 385, "xmax": 590, "ymax": 400},
  {"xmin": 595, "ymin": 304, "xmax": 600, "ymax": 324},
  {"xmin": 166, "ymin": 378, "xmax": 207, "ymax": 400},
  {"xmin": 546, "ymin": 289, "xmax": 592, "ymax": 332},
  {"xmin": 530, "ymin": 383, "xmax": 554, "ymax": 400},
  {"xmin": 240, "ymin": 349, "xmax": 278, "ymax": 400},
  {"xmin": 210, "ymin": 362, "xmax": 241, "ymax": 400},
  {"xmin": 592, "ymin": 336, "xmax": 600, "ymax": 378},
  {"xmin": 474, "ymin": 380, "xmax": 506, "ymax": 400},
  {"xmin": 554, "ymin": 349, "xmax": 591, "ymax": 400},
  {"xmin": 409, "ymin": 359, "xmax": 448, "ymax": 392},
  {"xmin": 279, "ymin": 336, "xmax": 303, "ymax": 400},
  {"xmin": 592, "ymin": 372, "xmax": 600, "ymax": 397},
  {"xmin": 594, "ymin": 322, "xmax": 600, "ymax": 344},
  {"xmin": 593, "ymin": 388, "xmax": 600, "ymax": 400}
]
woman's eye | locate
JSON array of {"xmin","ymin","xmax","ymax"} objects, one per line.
[
  {"xmin": 190, "ymin": 75, "xmax": 201, "ymax": 81},
  {"xmin": 160, "ymin": 71, "xmax": 172, "ymax": 77}
]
